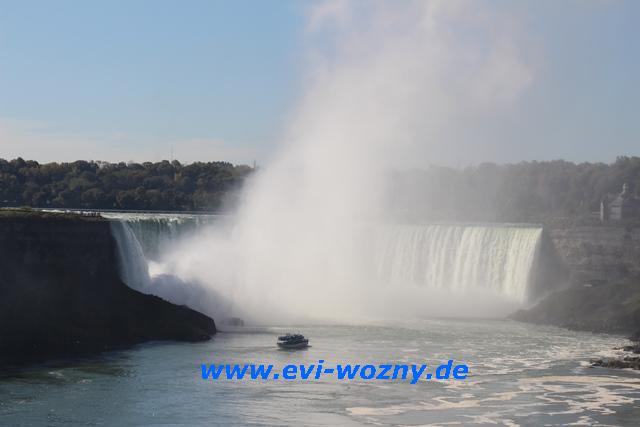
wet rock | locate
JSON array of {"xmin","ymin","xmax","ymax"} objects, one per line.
[{"xmin": 591, "ymin": 356, "xmax": 640, "ymax": 370}]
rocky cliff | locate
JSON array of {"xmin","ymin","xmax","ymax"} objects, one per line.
[
  {"xmin": 0, "ymin": 210, "xmax": 216, "ymax": 366},
  {"xmin": 547, "ymin": 225, "xmax": 640, "ymax": 286},
  {"xmin": 512, "ymin": 223, "xmax": 640, "ymax": 334}
]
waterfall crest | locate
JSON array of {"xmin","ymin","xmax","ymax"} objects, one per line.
[{"xmin": 103, "ymin": 213, "xmax": 222, "ymax": 260}]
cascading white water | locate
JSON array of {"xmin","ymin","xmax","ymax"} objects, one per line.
[
  {"xmin": 373, "ymin": 224, "xmax": 542, "ymax": 302},
  {"xmin": 103, "ymin": 2, "xmax": 541, "ymax": 323},
  {"xmin": 109, "ymin": 220, "xmax": 151, "ymax": 292},
  {"xmin": 108, "ymin": 214, "xmax": 543, "ymax": 320},
  {"xmin": 103, "ymin": 213, "xmax": 222, "ymax": 261}
]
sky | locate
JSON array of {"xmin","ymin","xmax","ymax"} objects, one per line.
[{"xmin": 0, "ymin": 0, "xmax": 638, "ymax": 166}]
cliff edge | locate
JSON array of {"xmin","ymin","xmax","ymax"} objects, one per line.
[
  {"xmin": 0, "ymin": 209, "xmax": 216, "ymax": 366},
  {"xmin": 512, "ymin": 223, "xmax": 640, "ymax": 334}
]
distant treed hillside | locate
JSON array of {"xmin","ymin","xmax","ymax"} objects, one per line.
[
  {"xmin": 0, "ymin": 158, "xmax": 253, "ymax": 211},
  {"xmin": 388, "ymin": 156, "xmax": 640, "ymax": 223},
  {"xmin": 2, "ymin": 156, "xmax": 640, "ymax": 219}
]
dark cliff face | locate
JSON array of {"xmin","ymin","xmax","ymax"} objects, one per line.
[{"xmin": 0, "ymin": 211, "xmax": 216, "ymax": 366}]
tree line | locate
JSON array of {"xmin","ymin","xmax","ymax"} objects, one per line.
[
  {"xmin": 2, "ymin": 156, "xmax": 640, "ymax": 220},
  {"xmin": 388, "ymin": 156, "xmax": 640, "ymax": 224},
  {"xmin": 0, "ymin": 158, "xmax": 253, "ymax": 211}
]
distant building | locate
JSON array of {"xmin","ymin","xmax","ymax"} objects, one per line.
[{"xmin": 601, "ymin": 183, "xmax": 640, "ymax": 221}]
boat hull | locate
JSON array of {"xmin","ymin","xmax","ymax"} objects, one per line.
[{"xmin": 277, "ymin": 340, "xmax": 309, "ymax": 349}]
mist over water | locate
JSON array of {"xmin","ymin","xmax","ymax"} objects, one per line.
[{"xmin": 113, "ymin": 1, "xmax": 539, "ymax": 324}]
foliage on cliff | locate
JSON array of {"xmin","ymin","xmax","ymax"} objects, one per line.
[
  {"xmin": 390, "ymin": 156, "xmax": 640, "ymax": 223},
  {"xmin": 0, "ymin": 207, "xmax": 102, "ymax": 220},
  {"xmin": 0, "ymin": 158, "xmax": 253, "ymax": 211},
  {"xmin": 2, "ymin": 155, "xmax": 640, "ymax": 219}
]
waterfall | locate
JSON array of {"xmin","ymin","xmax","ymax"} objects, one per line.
[
  {"xmin": 372, "ymin": 224, "xmax": 543, "ymax": 302},
  {"xmin": 108, "ymin": 216, "xmax": 235, "ymax": 320},
  {"xmin": 103, "ymin": 213, "xmax": 223, "ymax": 261},
  {"xmin": 108, "ymin": 214, "xmax": 544, "ymax": 319},
  {"xmin": 109, "ymin": 221, "xmax": 151, "ymax": 291}
]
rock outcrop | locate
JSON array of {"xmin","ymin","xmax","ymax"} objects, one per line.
[
  {"xmin": 512, "ymin": 223, "xmax": 640, "ymax": 334},
  {"xmin": 510, "ymin": 280, "xmax": 640, "ymax": 333},
  {"xmin": 0, "ymin": 210, "xmax": 216, "ymax": 366},
  {"xmin": 591, "ymin": 356, "xmax": 640, "ymax": 370},
  {"xmin": 547, "ymin": 225, "xmax": 640, "ymax": 287}
]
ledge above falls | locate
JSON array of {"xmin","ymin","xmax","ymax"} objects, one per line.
[{"xmin": 0, "ymin": 209, "xmax": 216, "ymax": 366}]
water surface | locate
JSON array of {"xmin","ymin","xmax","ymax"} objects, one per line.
[{"xmin": 1, "ymin": 320, "xmax": 639, "ymax": 426}]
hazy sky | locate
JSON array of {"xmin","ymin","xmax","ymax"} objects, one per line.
[{"xmin": 0, "ymin": 0, "xmax": 638, "ymax": 166}]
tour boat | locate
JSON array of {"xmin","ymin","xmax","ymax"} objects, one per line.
[{"xmin": 277, "ymin": 333, "xmax": 309, "ymax": 349}]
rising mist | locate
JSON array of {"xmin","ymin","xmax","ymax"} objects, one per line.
[{"xmin": 150, "ymin": 0, "xmax": 540, "ymax": 324}]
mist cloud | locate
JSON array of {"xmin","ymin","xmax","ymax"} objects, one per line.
[{"xmin": 155, "ymin": 0, "xmax": 541, "ymax": 323}]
